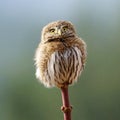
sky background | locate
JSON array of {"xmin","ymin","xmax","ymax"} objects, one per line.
[{"xmin": 0, "ymin": 0, "xmax": 120, "ymax": 120}]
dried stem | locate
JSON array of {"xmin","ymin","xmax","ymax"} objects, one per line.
[{"xmin": 61, "ymin": 86, "xmax": 72, "ymax": 120}]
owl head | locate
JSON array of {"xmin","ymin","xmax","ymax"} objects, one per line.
[{"xmin": 41, "ymin": 20, "xmax": 76, "ymax": 43}]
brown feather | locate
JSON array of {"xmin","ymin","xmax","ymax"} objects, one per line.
[{"xmin": 34, "ymin": 20, "xmax": 87, "ymax": 88}]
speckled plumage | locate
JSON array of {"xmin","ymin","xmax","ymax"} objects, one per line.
[{"xmin": 34, "ymin": 20, "xmax": 87, "ymax": 88}]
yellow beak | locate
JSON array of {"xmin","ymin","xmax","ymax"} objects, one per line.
[{"xmin": 58, "ymin": 29, "xmax": 62, "ymax": 35}]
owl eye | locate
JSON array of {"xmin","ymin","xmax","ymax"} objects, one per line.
[
  {"xmin": 49, "ymin": 28, "xmax": 55, "ymax": 33},
  {"xmin": 63, "ymin": 26, "xmax": 68, "ymax": 31}
]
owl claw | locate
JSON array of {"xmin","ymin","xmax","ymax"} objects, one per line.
[
  {"xmin": 56, "ymin": 81, "xmax": 69, "ymax": 88},
  {"xmin": 57, "ymin": 84, "xmax": 68, "ymax": 89}
]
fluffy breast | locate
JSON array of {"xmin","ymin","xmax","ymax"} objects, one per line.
[{"xmin": 36, "ymin": 46, "xmax": 83, "ymax": 88}]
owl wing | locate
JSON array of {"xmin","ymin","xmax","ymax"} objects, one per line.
[{"xmin": 74, "ymin": 37, "xmax": 87, "ymax": 70}]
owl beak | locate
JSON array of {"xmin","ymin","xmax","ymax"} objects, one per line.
[{"xmin": 57, "ymin": 29, "xmax": 62, "ymax": 36}]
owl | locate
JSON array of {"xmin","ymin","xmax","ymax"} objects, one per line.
[{"xmin": 34, "ymin": 20, "xmax": 87, "ymax": 88}]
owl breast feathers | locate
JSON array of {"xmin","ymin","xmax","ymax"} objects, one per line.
[{"xmin": 34, "ymin": 20, "xmax": 87, "ymax": 88}]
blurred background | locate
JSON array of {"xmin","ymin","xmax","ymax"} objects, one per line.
[{"xmin": 0, "ymin": 0, "xmax": 120, "ymax": 120}]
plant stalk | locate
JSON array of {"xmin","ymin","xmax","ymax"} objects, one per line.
[{"xmin": 61, "ymin": 86, "xmax": 72, "ymax": 120}]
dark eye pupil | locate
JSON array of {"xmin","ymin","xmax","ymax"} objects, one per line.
[
  {"xmin": 63, "ymin": 27, "xmax": 68, "ymax": 31},
  {"xmin": 50, "ymin": 29, "xmax": 55, "ymax": 32}
]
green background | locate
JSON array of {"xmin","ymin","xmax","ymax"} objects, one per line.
[{"xmin": 0, "ymin": 0, "xmax": 120, "ymax": 120}]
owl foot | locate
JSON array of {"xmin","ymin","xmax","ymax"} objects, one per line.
[{"xmin": 56, "ymin": 82, "xmax": 69, "ymax": 88}]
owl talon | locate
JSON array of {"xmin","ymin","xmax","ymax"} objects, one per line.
[{"xmin": 56, "ymin": 82, "xmax": 69, "ymax": 88}]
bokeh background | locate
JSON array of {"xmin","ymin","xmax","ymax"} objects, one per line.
[{"xmin": 0, "ymin": 0, "xmax": 120, "ymax": 120}]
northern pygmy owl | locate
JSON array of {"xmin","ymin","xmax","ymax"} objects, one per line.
[{"xmin": 34, "ymin": 20, "xmax": 87, "ymax": 88}]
